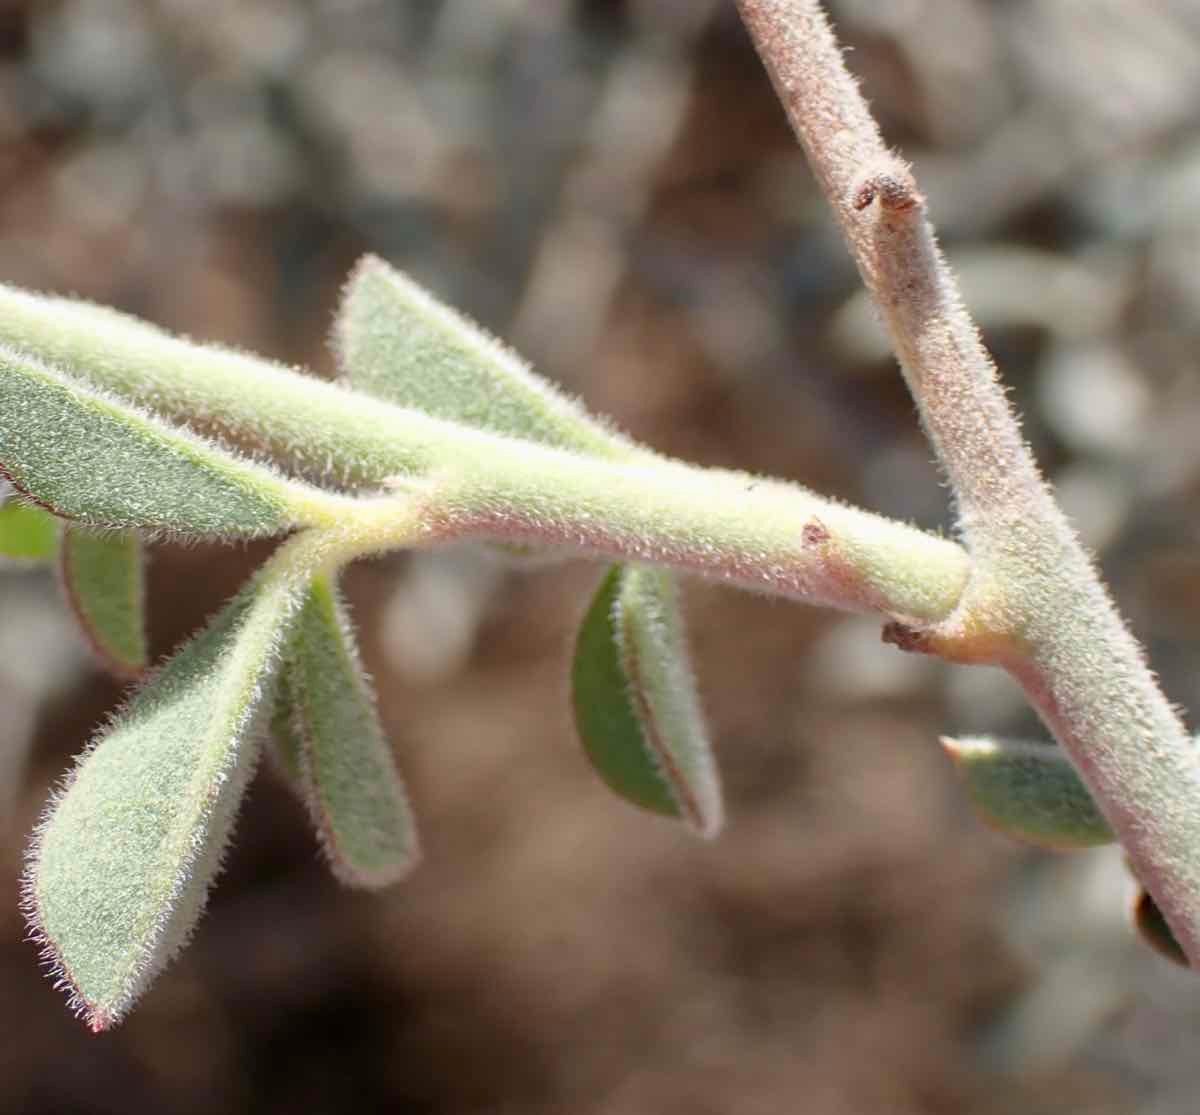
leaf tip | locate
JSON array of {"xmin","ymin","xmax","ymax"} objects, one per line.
[
  {"xmin": 332, "ymin": 253, "xmax": 391, "ymax": 354},
  {"xmin": 940, "ymin": 734, "xmax": 974, "ymax": 762},
  {"xmin": 21, "ymin": 570, "xmax": 308, "ymax": 1030},
  {"xmin": 319, "ymin": 831, "xmax": 422, "ymax": 891},
  {"xmin": 346, "ymin": 252, "xmax": 389, "ymax": 285},
  {"xmin": 298, "ymin": 714, "xmax": 423, "ymax": 891},
  {"xmin": 87, "ymin": 1011, "xmax": 115, "ymax": 1035},
  {"xmin": 20, "ymin": 801, "xmax": 117, "ymax": 1033},
  {"xmin": 1133, "ymin": 889, "xmax": 1189, "ymax": 968}
]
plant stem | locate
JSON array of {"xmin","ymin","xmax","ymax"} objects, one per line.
[
  {"xmin": 0, "ymin": 283, "xmax": 968, "ymax": 621},
  {"xmin": 348, "ymin": 449, "xmax": 969, "ymax": 622},
  {"xmin": 737, "ymin": 0, "xmax": 1200, "ymax": 964}
]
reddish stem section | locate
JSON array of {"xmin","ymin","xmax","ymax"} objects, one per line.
[{"xmin": 737, "ymin": 0, "xmax": 1200, "ymax": 967}]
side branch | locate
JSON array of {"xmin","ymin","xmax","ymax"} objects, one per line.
[
  {"xmin": 350, "ymin": 454, "xmax": 970, "ymax": 623},
  {"xmin": 735, "ymin": 0, "xmax": 1030, "ymax": 517}
]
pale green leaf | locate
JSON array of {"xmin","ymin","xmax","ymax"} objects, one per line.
[
  {"xmin": 0, "ymin": 494, "xmax": 60, "ymax": 563},
  {"xmin": 572, "ymin": 565, "xmax": 722, "ymax": 837},
  {"xmin": 0, "ymin": 282, "xmax": 456, "ymax": 486},
  {"xmin": 24, "ymin": 564, "xmax": 309, "ymax": 1031},
  {"xmin": 289, "ymin": 575, "xmax": 418, "ymax": 887},
  {"xmin": 0, "ymin": 345, "xmax": 325, "ymax": 536},
  {"xmin": 335, "ymin": 255, "xmax": 627, "ymax": 457},
  {"xmin": 1134, "ymin": 889, "xmax": 1188, "ymax": 967},
  {"xmin": 336, "ymin": 263, "xmax": 723, "ymax": 837},
  {"xmin": 942, "ymin": 736, "xmax": 1113, "ymax": 849},
  {"xmin": 60, "ymin": 527, "xmax": 148, "ymax": 679}
]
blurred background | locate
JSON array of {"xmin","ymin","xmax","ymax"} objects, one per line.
[{"xmin": 1, "ymin": 0, "xmax": 1200, "ymax": 1111}]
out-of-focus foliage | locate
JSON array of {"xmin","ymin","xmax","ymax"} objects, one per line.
[
  {"xmin": 0, "ymin": 495, "xmax": 58, "ymax": 563},
  {"xmin": 59, "ymin": 527, "xmax": 148, "ymax": 679}
]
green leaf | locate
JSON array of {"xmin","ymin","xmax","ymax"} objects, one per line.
[
  {"xmin": 572, "ymin": 565, "xmax": 722, "ymax": 837},
  {"xmin": 335, "ymin": 255, "xmax": 627, "ymax": 457},
  {"xmin": 23, "ymin": 560, "xmax": 310, "ymax": 1031},
  {"xmin": 60, "ymin": 527, "xmax": 148, "ymax": 679},
  {"xmin": 0, "ymin": 283, "xmax": 461, "ymax": 487},
  {"xmin": 337, "ymin": 265, "xmax": 723, "ymax": 836},
  {"xmin": 942, "ymin": 736, "xmax": 1113, "ymax": 850},
  {"xmin": 0, "ymin": 345, "xmax": 326, "ymax": 536},
  {"xmin": 0, "ymin": 494, "xmax": 60, "ymax": 562},
  {"xmin": 1133, "ymin": 889, "xmax": 1188, "ymax": 967},
  {"xmin": 289, "ymin": 575, "xmax": 419, "ymax": 887},
  {"xmin": 267, "ymin": 667, "xmax": 306, "ymax": 788}
]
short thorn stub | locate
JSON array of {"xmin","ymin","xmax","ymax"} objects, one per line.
[
  {"xmin": 801, "ymin": 519, "xmax": 831, "ymax": 548},
  {"xmin": 851, "ymin": 167, "xmax": 921, "ymax": 214},
  {"xmin": 881, "ymin": 621, "xmax": 933, "ymax": 654}
]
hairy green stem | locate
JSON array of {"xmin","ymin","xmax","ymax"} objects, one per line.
[
  {"xmin": 0, "ymin": 283, "xmax": 967, "ymax": 622},
  {"xmin": 434, "ymin": 454, "xmax": 967, "ymax": 620},
  {"xmin": 334, "ymin": 447, "xmax": 969, "ymax": 622},
  {"xmin": 737, "ymin": 0, "xmax": 1200, "ymax": 964}
]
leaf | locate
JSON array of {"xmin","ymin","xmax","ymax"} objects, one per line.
[
  {"xmin": 1133, "ymin": 889, "xmax": 1189, "ymax": 967},
  {"xmin": 338, "ymin": 261, "xmax": 725, "ymax": 831},
  {"xmin": 942, "ymin": 736, "xmax": 1113, "ymax": 850},
  {"xmin": 0, "ymin": 283, "xmax": 441, "ymax": 488},
  {"xmin": 0, "ymin": 495, "xmax": 60, "ymax": 563},
  {"xmin": 572, "ymin": 565, "xmax": 722, "ymax": 838},
  {"xmin": 335, "ymin": 255, "xmax": 627, "ymax": 457},
  {"xmin": 266, "ymin": 667, "xmax": 306, "ymax": 788},
  {"xmin": 0, "ymin": 345, "xmax": 321, "ymax": 536},
  {"xmin": 60, "ymin": 527, "xmax": 148, "ymax": 679},
  {"xmin": 23, "ymin": 563, "xmax": 309, "ymax": 1031},
  {"xmin": 288, "ymin": 575, "xmax": 419, "ymax": 887}
]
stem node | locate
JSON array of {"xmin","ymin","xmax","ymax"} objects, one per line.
[{"xmin": 850, "ymin": 162, "xmax": 922, "ymax": 214}]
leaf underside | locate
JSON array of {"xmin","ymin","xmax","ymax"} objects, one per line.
[
  {"xmin": 572, "ymin": 565, "xmax": 722, "ymax": 838},
  {"xmin": 24, "ymin": 571, "xmax": 305, "ymax": 1031},
  {"xmin": 288, "ymin": 576, "xmax": 419, "ymax": 887},
  {"xmin": 943, "ymin": 736, "xmax": 1113, "ymax": 850},
  {"xmin": 60, "ymin": 527, "xmax": 148, "ymax": 679}
]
